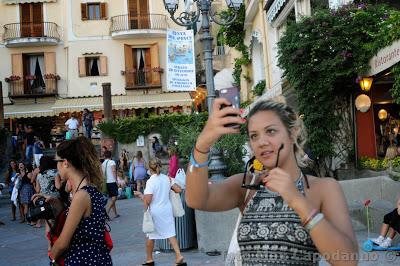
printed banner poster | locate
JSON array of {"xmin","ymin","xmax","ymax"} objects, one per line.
[{"xmin": 166, "ymin": 29, "xmax": 196, "ymax": 91}]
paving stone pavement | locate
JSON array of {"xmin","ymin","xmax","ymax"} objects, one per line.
[{"xmin": 0, "ymin": 195, "xmax": 399, "ymax": 265}]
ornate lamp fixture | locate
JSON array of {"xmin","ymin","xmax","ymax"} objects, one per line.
[
  {"xmin": 359, "ymin": 77, "xmax": 373, "ymax": 92},
  {"xmin": 163, "ymin": 0, "xmax": 243, "ymax": 27}
]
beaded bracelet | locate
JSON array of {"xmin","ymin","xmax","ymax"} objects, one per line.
[
  {"xmin": 302, "ymin": 209, "xmax": 318, "ymax": 227},
  {"xmin": 305, "ymin": 213, "xmax": 324, "ymax": 232}
]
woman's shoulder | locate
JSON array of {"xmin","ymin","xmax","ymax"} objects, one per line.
[
  {"xmin": 307, "ymin": 176, "xmax": 343, "ymax": 197},
  {"xmin": 308, "ymin": 175, "xmax": 339, "ymax": 186}
]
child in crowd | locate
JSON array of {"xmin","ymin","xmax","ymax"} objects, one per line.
[
  {"xmin": 372, "ymin": 197, "xmax": 400, "ymax": 248},
  {"xmin": 117, "ymin": 170, "xmax": 128, "ymax": 198}
]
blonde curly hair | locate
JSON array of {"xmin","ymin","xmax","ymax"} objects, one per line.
[{"xmin": 246, "ymin": 97, "xmax": 309, "ymax": 167}]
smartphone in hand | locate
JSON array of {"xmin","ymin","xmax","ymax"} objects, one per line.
[{"xmin": 217, "ymin": 87, "xmax": 240, "ymax": 128}]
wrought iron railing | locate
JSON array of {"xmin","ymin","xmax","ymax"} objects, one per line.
[
  {"xmin": 8, "ymin": 78, "xmax": 58, "ymax": 97},
  {"xmin": 110, "ymin": 14, "xmax": 168, "ymax": 33},
  {"xmin": 3, "ymin": 22, "xmax": 60, "ymax": 41},
  {"xmin": 124, "ymin": 68, "xmax": 163, "ymax": 89}
]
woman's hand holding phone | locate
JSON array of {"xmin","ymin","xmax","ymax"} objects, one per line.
[{"xmin": 196, "ymin": 98, "xmax": 245, "ymax": 152}]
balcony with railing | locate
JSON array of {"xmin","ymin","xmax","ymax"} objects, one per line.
[
  {"xmin": 6, "ymin": 75, "xmax": 59, "ymax": 98},
  {"xmin": 3, "ymin": 22, "xmax": 61, "ymax": 47},
  {"xmin": 123, "ymin": 67, "xmax": 163, "ymax": 90},
  {"xmin": 110, "ymin": 14, "xmax": 168, "ymax": 38}
]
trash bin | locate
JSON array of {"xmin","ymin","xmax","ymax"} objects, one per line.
[{"xmin": 156, "ymin": 190, "xmax": 197, "ymax": 251}]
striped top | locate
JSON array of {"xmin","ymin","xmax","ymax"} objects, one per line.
[{"xmin": 237, "ymin": 175, "xmax": 319, "ymax": 265}]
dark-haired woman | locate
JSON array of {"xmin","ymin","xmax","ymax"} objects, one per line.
[
  {"xmin": 5, "ymin": 160, "xmax": 22, "ymax": 221},
  {"xmin": 49, "ymin": 136, "xmax": 112, "ymax": 265},
  {"xmin": 35, "ymin": 156, "xmax": 59, "ymax": 231},
  {"xmin": 18, "ymin": 162, "xmax": 35, "ymax": 225},
  {"xmin": 186, "ymin": 98, "xmax": 358, "ymax": 265}
]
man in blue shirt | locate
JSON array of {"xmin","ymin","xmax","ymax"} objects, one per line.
[{"xmin": 33, "ymin": 136, "xmax": 45, "ymax": 167}]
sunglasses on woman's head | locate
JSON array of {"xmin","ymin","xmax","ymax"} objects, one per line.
[{"xmin": 241, "ymin": 144, "xmax": 284, "ymax": 190}]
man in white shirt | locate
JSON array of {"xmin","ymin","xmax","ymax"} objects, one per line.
[
  {"xmin": 102, "ymin": 150, "xmax": 119, "ymax": 219},
  {"xmin": 65, "ymin": 114, "xmax": 79, "ymax": 139}
]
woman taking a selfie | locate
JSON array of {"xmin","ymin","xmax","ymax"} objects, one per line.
[
  {"xmin": 49, "ymin": 137, "xmax": 112, "ymax": 265},
  {"xmin": 186, "ymin": 98, "xmax": 358, "ymax": 265}
]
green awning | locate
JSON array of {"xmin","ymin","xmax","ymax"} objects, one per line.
[{"xmin": 3, "ymin": 0, "xmax": 56, "ymax": 4}]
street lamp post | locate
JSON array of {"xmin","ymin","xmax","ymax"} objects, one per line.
[{"xmin": 164, "ymin": 0, "xmax": 243, "ymax": 180}]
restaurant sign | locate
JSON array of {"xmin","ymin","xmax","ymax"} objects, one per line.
[{"xmin": 367, "ymin": 39, "xmax": 400, "ymax": 76}]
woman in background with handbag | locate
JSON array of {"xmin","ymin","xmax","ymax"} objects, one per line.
[{"xmin": 134, "ymin": 158, "xmax": 186, "ymax": 266}]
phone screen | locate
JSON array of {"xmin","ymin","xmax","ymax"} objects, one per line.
[
  {"xmin": 218, "ymin": 87, "xmax": 240, "ymax": 109},
  {"xmin": 217, "ymin": 87, "xmax": 240, "ymax": 128}
]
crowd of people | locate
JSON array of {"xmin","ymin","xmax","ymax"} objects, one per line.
[{"xmin": 3, "ymin": 127, "xmax": 184, "ymax": 265}]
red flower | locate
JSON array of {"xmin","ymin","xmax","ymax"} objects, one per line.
[
  {"xmin": 152, "ymin": 67, "xmax": 164, "ymax": 73},
  {"xmin": 4, "ymin": 75, "xmax": 21, "ymax": 82},
  {"xmin": 364, "ymin": 199, "xmax": 371, "ymax": 206},
  {"xmin": 44, "ymin": 73, "xmax": 61, "ymax": 80}
]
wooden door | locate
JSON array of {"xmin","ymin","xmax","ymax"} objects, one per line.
[
  {"xmin": 128, "ymin": 0, "xmax": 149, "ymax": 29},
  {"xmin": 20, "ymin": 3, "xmax": 43, "ymax": 38}
]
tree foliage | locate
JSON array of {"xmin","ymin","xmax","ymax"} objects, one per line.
[{"xmin": 278, "ymin": 3, "xmax": 400, "ymax": 175}]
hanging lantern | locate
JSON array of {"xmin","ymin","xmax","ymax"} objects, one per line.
[
  {"xmin": 378, "ymin": 109, "xmax": 388, "ymax": 121},
  {"xmin": 355, "ymin": 94, "xmax": 371, "ymax": 113},
  {"xmin": 359, "ymin": 77, "xmax": 373, "ymax": 91}
]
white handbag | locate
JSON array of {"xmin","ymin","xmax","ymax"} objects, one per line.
[
  {"xmin": 170, "ymin": 190, "xmax": 185, "ymax": 217},
  {"xmin": 225, "ymin": 213, "xmax": 243, "ymax": 266},
  {"xmin": 225, "ymin": 174, "xmax": 256, "ymax": 266},
  {"xmin": 142, "ymin": 208, "xmax": 155, "ymax": 233},
  {"xmin": 174, "ymin": 168, "xmax": 186, "ymax": 189}
]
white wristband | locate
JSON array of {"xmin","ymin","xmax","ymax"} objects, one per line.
[{"xmin": 305, "ymin": 213, "xmax": 324, "ymax": 232}]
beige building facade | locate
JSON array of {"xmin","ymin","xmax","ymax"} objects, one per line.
[{"xmin": 0, "ymin": 0, "xmax": 192, "ymax": 141}]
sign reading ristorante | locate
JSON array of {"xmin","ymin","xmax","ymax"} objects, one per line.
[{"xmin": 367, "ymin": 39, "xmax": 400, "ymax": 76}]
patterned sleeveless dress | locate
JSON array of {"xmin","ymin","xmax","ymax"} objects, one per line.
[
  {"xmin": 64, "ymin": 185, "xmax": 112, "ymax": 266},
  {"xmin": 237, "ymin": 175, "xmax": 319, "ymax": 265}
]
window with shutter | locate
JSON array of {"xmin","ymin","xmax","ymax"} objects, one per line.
[
  {"xmin": 82, "ymin": 3, "xmax": 104, "ymax": 20},
  {"xmin": 20, "ymin": 3, "xmax": 43, "ymax": 37},
  {"xmin": 128, "ymin": 0, "xmax": 149, "ymax": 29}
]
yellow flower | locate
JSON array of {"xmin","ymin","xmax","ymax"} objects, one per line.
[{"xmin": 253, "ymin": 159, "xmax": 264, "ymax": 171}]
